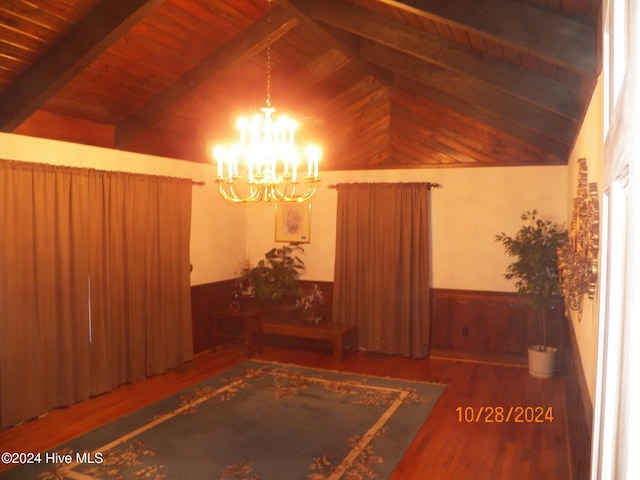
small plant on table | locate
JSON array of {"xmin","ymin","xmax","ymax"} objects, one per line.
[{"xmin": 296, "ymin": 283, "xmax": 327, "ymax": 325}]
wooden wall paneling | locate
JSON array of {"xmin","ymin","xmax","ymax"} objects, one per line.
[
  {"xmin": 563, "ymin": 312, "xmax": 593, "ymax": 478},
  {"xmin": 550, "ymin": 302, "xmax": 566, "ymax": 371},
  {"xmin": 191, "ymin": 280, "xmax": 335, "ymax": 354},
  {"xmin": 429, "ymin": 289, "xmax": 565, "ymax": 366},
  {"xmin": 477, "ymin": 300, "xmax": 501, "ymax": 353},
  {"xmin": 430, "ymin": 295, "xmax": 449, "ymax": 349},
  {"xmin": 190, "ymin": 279, "xmax": 236, "ymax": 353},
  {"xmin": 193, "ymin": 285, "xmax": 567, "ymax": 367},
  {"xmin": 450, "ymin": 299, "xmax": 476, "ymax": 351},
  {"xmin": 504, "ymin": 302, "xmax": 529, "ymax": 354},
  {"xmin": 190, "ymin": 283, "xmax": 214, "ymax": 354}
]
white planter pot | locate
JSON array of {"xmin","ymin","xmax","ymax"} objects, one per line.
[{"xmin": 527, "ymin": 345, "xmax": 557, "ymax": 379}]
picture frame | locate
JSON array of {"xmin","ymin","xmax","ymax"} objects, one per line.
[{"xmin": 275, "ymin": 202, "xmax": 311, "ymax": 243}]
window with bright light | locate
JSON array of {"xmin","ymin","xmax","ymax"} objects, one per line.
[{"xmin": 603, "ymin": 0, "xmax": 629, "ymax": 137}]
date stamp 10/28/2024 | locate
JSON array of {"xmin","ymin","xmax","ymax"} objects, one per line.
[{"xmin": 456, "ymin": 406, "xmax": 554, "ymax": 423}]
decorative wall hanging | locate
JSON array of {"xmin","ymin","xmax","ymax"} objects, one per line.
[{"xmin": 557, "ymin": 158, "xmax": 599, "ymax": 315}]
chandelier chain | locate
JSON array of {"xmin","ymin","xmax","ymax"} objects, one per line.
[{"xmin": 266, "ymin": 0, "xmax": 272, "ymax": 108}]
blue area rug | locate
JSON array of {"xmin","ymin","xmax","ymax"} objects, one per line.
[{"xmin": 2, "ymin": 360, "xmax": 445, "ymax": 479}]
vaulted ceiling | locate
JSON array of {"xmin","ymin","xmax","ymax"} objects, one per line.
[{"xmin": 0, "ymin": 0, "xmax": 601, "ymax": 170}]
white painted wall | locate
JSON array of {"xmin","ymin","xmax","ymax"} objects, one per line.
[
  {"xmin": 1, "ymin": 133, "xmax": 568, "ymax": 295},
  {"xmin": 245, "ymin": 165, "xmax": 568, "ymax": 291},
  {"xmin": 566, "ymin": 76, "xmax": 605, "ymax": 403}
]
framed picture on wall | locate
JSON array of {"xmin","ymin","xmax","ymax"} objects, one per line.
[{"xmin": 275, "ymin": 202, "xmax": 311, "ymax": 243}]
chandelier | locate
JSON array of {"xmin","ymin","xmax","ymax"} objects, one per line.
[{"xmin": 212, "ymin": 2, "xmax": 321, "ymax": 203}]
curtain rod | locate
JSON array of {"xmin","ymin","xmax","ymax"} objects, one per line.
[
  {"xmin": 2, "ymin": 159, "xmax": 209, "ymax": 186},
  {"xmin": 327, "ymin": 182, "xmax": 442, "ymax": 190}
]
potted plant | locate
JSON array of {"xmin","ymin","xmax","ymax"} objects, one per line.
[
  {"xmin": 239, "ymin": 243, "xmax": 305, "ymax": 308},
  {"xmin": 296, "ymin": 283, "xmax": 327, "ymax": 325},
  {"xmin": 495, "ymin": 210, "xmax": 567, "ymax": 378}
]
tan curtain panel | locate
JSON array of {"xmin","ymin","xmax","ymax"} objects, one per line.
[
  {"xmin": 0, "ymin": 160, "xmax": 193, "ymax": 429},
  {"xmin": 0, "ymin": 162, "xmax": 91, "ymax": 428},
  {"xmin": 88, "ymin": 172, "xmax": 148, "ymax": 393},
  {"xmin": 333, "ymin": 183, "xmax": 431, "ymax": 358},
  {"xmin": 142, "ymin": 175, "xmax": 193, "ymax": 376}
]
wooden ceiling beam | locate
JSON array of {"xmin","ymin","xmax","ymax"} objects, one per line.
[
  {"xmin": 0, "ymin": 0, "xmax": 166, "ymax": 131},
  {"xmin": 115, "ymin": 7, "xmax": 300, "ymax": 147},
  {"xmin": 362, "ymin": 41, "xmax": 578, "ymax": 145},
  {"xmin": 380, "ymin": 0, "xmax": 597, "ymax": 75},
  {"xmin": 395, "ymin": 75, "xmax": 569, "ymax": 163},
  {"xmin": 276, "ymin": 0, "xmax": 388, "ymax": 85},
  {"xmin": 293, "ymin": 0, "xmax": 585, "ymax": 121},
  {"xmin": 288, "ymin": 49, "xmax": 351, "ymax": 93}
]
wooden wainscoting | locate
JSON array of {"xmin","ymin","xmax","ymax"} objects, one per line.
[
  {"xmin": 564, "ymin": 312, "xmax": 593, "ymax": 479},
  {"xmin": 190, "ymin": 279, "xmax": 236, "ymax": 353},
  {"xmin": 190, "ymin": 279, "xmax": 335, "ymax": 354},
  {"xmin": 430, "ymin": 289, "xmax": 566, "ymax": 368},
  {"xmin": 193, "ymin": 284, "xmax": 566, "ymax": 366}
]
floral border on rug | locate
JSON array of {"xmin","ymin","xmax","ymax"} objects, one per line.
[{"xmin": 36, "ymin": 364, "xmax": 435, "ymax": 480}]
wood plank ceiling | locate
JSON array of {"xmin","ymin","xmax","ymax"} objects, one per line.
[{"xmin": 0, "ymin": 0, "xmax": 601, "ymax": 170}]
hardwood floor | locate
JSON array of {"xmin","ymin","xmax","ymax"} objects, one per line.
[{"xmin": 0, "ymin": 346, "xmax": 571, "ymax": 479}]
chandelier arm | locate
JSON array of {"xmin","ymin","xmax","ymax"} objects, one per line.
[
  {"xmin": 217, "ymin": 183, "xmax": 244, "ymax": 203},
  {"xmin": 280, "ymin": 180, "xmax": 320, "ymax": 203},
  {"xmin": 216, "ymin": 181, "xmax": 261, "ymax": 203},
  {"xmin": 217, "ymin": 177, "xmax": 321, "ymax": 203},
  {"xmin": 280, "ymin": 181, "xmax": 297, "ymax": 199},
  {"xmin": 231, "ymin": 182, "xmax": 263, "ymax": 203}
]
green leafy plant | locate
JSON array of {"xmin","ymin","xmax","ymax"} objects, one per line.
[
  {"xmin": 239, "ymin": 243, "xmax": 305, "ymax": 305},
  {"xmin": 495, "ymin": 210, "xmax": 567, "ymax": 348}
]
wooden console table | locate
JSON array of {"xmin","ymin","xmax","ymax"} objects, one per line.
[
  {"xmin": 262, "ymin": 318, "xmax": 357, "ymax": 362},
  {"xmin": 211, "ymin": 309, "xmax": 263, "ymax": 357}
]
